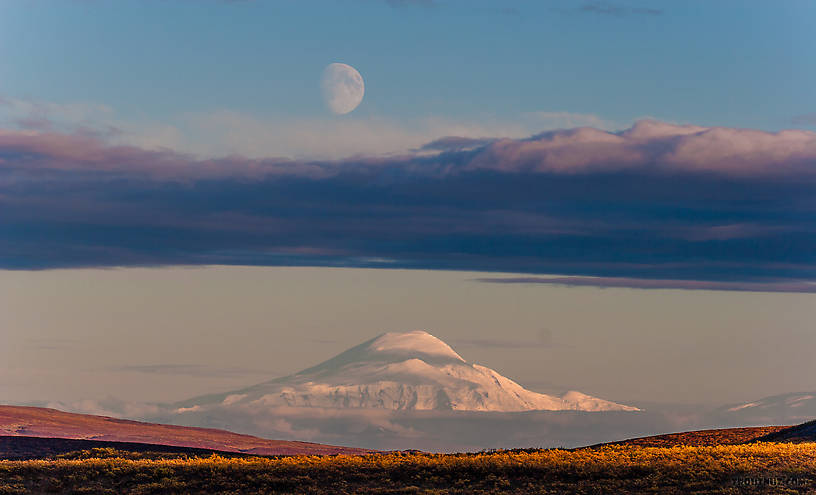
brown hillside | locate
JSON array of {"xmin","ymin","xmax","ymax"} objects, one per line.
[
  {"xmin": 0, "ymin": 436, "xmax": 243, "ymax": 460},
  {"xmin": 594, "ymin": 425, "xmax": 790, "ymax": 448},
  {"xmin": 0, "ymin": 405, "xmax": 374, "ymax": 456},
  {"xmin": 754, "ymin": 420, "xmax": 816, "ymax": 443}
]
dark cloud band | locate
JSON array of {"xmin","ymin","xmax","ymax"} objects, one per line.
[
  {"xmin": 1, "ymin": 120, "xmax": 814, "ymax": 285},
  {"xmin": 476, "ymin": 277, "xmax": 816, "ymax": 294}
]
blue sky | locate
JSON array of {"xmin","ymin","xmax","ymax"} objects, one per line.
[{"xmin": 1, "ymin": 0, "xmax": 814, "ymax": 134}]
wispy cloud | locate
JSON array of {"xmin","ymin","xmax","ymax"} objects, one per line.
[
  {"xmin": 575, "ymin": 1, "xmax": 663, "ymax": 16},
  {"xmin": 792, "ymin": 113, "xmax": 816, "ymax": 126},
  {"xmin": 476, "ymin": 277, "xmax": 816, "ymax": 294},
  {"xmin": 452, "ymin": 328, "xmax": 558, "ymax": 349},
  {"xmin": 24, "ymin": 337, "xmax": 82, "ymax": 351},
  {"xmin": 307, "ymin": 337, "xmax": 344, "ymax": 345},
  {"xmin": 496, "ymin": 7, "xmax": 520, "ymax": 16},
  {"xmin": 0, "ymin": 95, "xmax": 621, "ymax": 160},
  {"xmin": 182, "ymin": 111, "xmax": 537, "ymax": 159},
  {"xmin": 524, "ymin": 111, "xmax": 615, "ymax": 130},
  {"xmin": 104, "ymin": 364, "xmax": 275, "ymax": 378},
  {"xmin": 0, "ymin": 97, "xmax": 117, "ymax": 136},
  {"xmin": 417, "ymin": 136, "xmax": 496, "ymax": 152},
  {"xmin": 451, "ymin": 338, "xmax": 543, "ymax": 349},
  {"xmin": 69, "ymin": 400, "xmax": 700, "ymax": 452},
  {"xmin": 385, "ymin": 0, "xmax": 435, "ymax": 7},
  {"xmin": 450, "ymin": 339, "xmax": 564, "ymax": 352}
]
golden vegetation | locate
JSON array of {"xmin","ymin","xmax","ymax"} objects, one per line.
[
  {"xmin": 2, "ymin": 443, "xmax": 815, "ymax": 494},
  {"xmin": 601, "ymin": 425, "xmax": 789, "ymax": 448}
]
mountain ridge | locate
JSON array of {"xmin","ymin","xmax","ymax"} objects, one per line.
[{"xmin": 179, "ymin": 330, "xmax": 638, "ymax": 413}]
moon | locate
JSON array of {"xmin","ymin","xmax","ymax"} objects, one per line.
[{"xmin": 321, "ymin": 63, "xmax": 365, "ymax": 115}]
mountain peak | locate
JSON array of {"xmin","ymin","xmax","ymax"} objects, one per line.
[
  {"xmin": 186, "ymin": 331, "xmax": 638, "ymax": 413},
  {"xmin": 367, "ymin": 331, "xmax": 465, "ymax": 363}
]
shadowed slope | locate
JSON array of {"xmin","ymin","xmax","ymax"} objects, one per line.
[
  {"xmin": 754, "ymin": 420, "xmax": 816, "ymax": 443},
  {"xmin": 0, "ymin": 436, "xmax": 244, "ymax": 460}
]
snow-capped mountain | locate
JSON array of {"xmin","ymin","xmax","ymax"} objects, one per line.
[
  {"xmin": 718, "ymin": 391, "xmax": 816, "ymax": 425},
  {"xmin": 181, "ymin": 331, "xmax": 638, "ymax": 413}
]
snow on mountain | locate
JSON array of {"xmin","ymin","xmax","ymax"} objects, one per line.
[
  {"xmin": 183, "ymin": 331, "xmax": 638, "ymax": 413},
  {"xmin": 719, "ymin": 391, "xmax": 816, "ymax": 425}
]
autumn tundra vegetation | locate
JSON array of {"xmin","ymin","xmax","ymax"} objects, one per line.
[
  {"xmin": 2, "ymin": 441, "xmax": 816, "ymax": 494},
  {"xmin": 3, "ymin": 410, "xmax": 816, "ymax": 493}
]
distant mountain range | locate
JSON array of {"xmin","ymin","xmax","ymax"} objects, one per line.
[
  {"xmin": 717, "ymin": 392, "xmax": 816, "ymax": 425},
  {"xmin": 177, "ymin": 330, "xmax": 637, "ymax": 413}
]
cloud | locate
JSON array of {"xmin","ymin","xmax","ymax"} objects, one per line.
[
  {"xmin": 44, "ymin": 391, "xmax": 815, "ymax": 452},
  {"xmin": 4, "ymin": 118, "xmax": 814, "ymax": 178},
  {"xmin": 418, "ymin": 136, "xmax": 496, "ymax": 152},
  {"xmin": 524, "ymin": 111, "xmax": 616, "ymax": 130},
  {"xmin": 496, "ymin": 7, "xmax": 521, "ymax": 16},
  {"xmin": 50, "ymin": 397, "xmax": 669, "ymax": 451},
  {"xmin": 61, "ymin": 399, "xmax": 716, "ymax": 452},
  {"xmin": 449, "ymin": 338, "xmax": 549, "ymax": 349},
  {"xmin": 0, "ymin": 120, "xmax": 814, "ymax": 283},
  {"xmin": 0, "ymin": 97, "xmax": 117, "ymax": 135},
  {"xmin": 576, "ymin": 2, "xmax": 663, "ymax": 16},
  {"xmin": 476, "ymin": 277, "xmax": 816, "ymax": 294},
  {"xmin": 385, "ymin": 0, "xmax": 435, "ymax": 7},
  {"xmin": 451, "ymin": 330, "xmax": 558, "ymax": 349},
  {"xmin": 43, "ymin": 398, "xmax": 164, "ymax": 420},
  {"xmin": 1, "ymin": 96, "xmax": 617, "ymax": 160},
  {"xmin": 792, "ymin": 113, "xmax": 816, "ymax": 126},
  {"xmin": 464, "ymin": 120, "xmax": 816, "ymax": 175},
  {"xmin": 23, "ymin": 338, "xmax": 81, "ymax": 351},
  {"xmin": 182, "ymin": 111, "xmax": 539, "ymax": 159},
  {"xmin": 104, "ymin": 364, "xmax": 276, "ymax": 378}
]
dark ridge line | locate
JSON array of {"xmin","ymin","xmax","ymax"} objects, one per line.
[{"xmin": 0, "ymin": 435, "xmax": 249, "ymax": 460}]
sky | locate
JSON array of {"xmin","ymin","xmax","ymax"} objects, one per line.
[
  {"xmin": 3, "ymin": 266, "xmax": 816, "ymax": 407},
  {"xmin": 0, "ymin": 0, "xmax": 815, "ymax": 412},
  {"xmin": 1, "ymin": 0, "xmax": 815, "ymax": 158}
]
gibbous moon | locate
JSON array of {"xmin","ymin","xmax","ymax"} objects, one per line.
[{"xmin": 321, "ymin": 63, "xmax": 364, "ymax": 115}]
